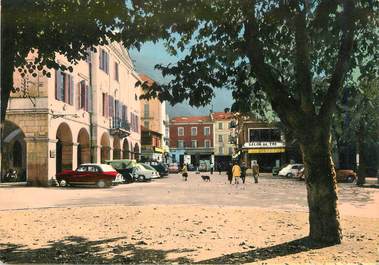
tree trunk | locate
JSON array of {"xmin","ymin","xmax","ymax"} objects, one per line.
[
  {"xmin": 356, "ymin": 122, "xmax": 366, "ymax": 186},
  {"xmin": 300, "ymin": 129, "xmax": 342, "ymax": 244}
]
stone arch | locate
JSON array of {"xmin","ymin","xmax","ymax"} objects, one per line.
[
  {"xmin": 113, "ymin": 136, "xmax": 121, "ymax": 160},
  {"xmin": 77, "ymin": 128, "xmax": 90, "ymax": 165},
  {"xmin": 56, "ymin": 122, "xmax": 73, "ymax": 173},
  {"xmin": 122, "ymin": 138, "xmax": 130, "ymax": 159},
  {"xmin": 1, "ymin": 120, "xmax": 27, "ymax": 182},
  {"xmin": 100, "ymin": 132, "xmax": 111, "ymax": 163}
]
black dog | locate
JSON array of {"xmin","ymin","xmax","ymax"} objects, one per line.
[{"xmin": 201, "ymin": 175, "xmax": 211, "ymax": 182}]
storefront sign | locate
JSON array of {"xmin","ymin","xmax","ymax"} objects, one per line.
[
  {"xmin": 154, "ymin": 147, "xmax": 164, "ymax": 153},
  {"xmin": 247, "ymin": 148, "xmax": 285, "ymax": 154},
  {"xmin": 243, "ymin": 141, "xmax": 285, "ymax": 148}
]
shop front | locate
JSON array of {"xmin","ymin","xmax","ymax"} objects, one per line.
[{"xmin": 242, "ymin": 142, "xmax": 286, "ymax": 172}]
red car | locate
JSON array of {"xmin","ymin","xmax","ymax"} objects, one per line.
[{"xmin": 56, "ymin": 163, "xmax": 123, "ymax": 188}]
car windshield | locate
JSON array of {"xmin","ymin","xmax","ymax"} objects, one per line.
[
  {"xmin": 99, "ymin": 164, "xmax": 116, "ymax": 172},
  {"xmin": 141, "ymin": 164, "xmax": 155, "ymax": 171}
]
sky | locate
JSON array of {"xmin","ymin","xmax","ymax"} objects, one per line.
[{"xmin": 129, "ymin": 42, "xmax": 234, "ymax": 117}]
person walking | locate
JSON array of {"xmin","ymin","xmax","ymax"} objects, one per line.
[
  {"xmin": 181, "ymin": 164, "xmax": 188, "ymax": 181},
  {"xmin": 227, "ymin": 162, "xmax": 233, "ymax": 184},
  {"xmin": 210, "ymin": 162, "xmax": 214, "ymax": 175},
  {"xmin": 240, "ymin": 162, "xmax": 247, "ymax": 184},
  {"xmin": 218, "ymin": 163, "xmax": 222, "ymax": 175},
  {"xmin": 252, "ymin": 160, "xmax": 259, "ymax": 183},
  {"xmin": 232, "ymin": 162, "xmax": 241, "ymax": 186}
]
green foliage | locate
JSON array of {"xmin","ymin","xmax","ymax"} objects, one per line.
[{"xmin": 128, "ymin": 0, "xmax": 378, "ymax": 124}]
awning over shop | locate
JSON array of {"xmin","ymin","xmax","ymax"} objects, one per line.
[{"xmin": 245, "ymin": 148, "xmax": 285, "ymax": 154}]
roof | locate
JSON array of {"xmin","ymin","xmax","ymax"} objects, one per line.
[
  {"xmin": 170, "ymin": 115, "xmax": 211, "ymax": 123},
  {"xmin": 212, "ymin": 112, "xmax": 234, "ymax": 120},
  {"xmin": 139, "ymin": 74, "xmax": 155, "ymax": 86}
]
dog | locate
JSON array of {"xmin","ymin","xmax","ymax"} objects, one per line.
[{"xmin": 201, "ymin": 175, "xmax": 211, "ymax": 182}]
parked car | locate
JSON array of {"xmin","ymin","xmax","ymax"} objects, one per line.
[
  {"xmin": 278, "ymin": 164, "xmax": 304, "ymax": 178},
  {"xmin": 146, "ymin": 161, "xmax": 169, "ymax": 177},
  {"xmin": 298, "ymin": 168, "xmax": 356, "ymax": 183},
  {"xmin": 105, "ymin": 159, "xmax": 137, "ymax": 183},
  {"xmin": 56, "ymin": 163, "xmax": 123, "ymax": 188},
  {"xmin": 168, "ymin": 163, "xmax": 180, "ymax": 173},
  {"xmin": 336, "ymin": 169, "xmax": 356, "ymax": 183},
  {"xmin": 199, "ymin": 160, "xmax": 211, "ymax": 172},
  {"xmin": 187, "ymin": 164, "xmax": 196, "ymax": 171},
  {"xmin": 133, "ymin": 163, "xmax": 160, "ymax": 181}
]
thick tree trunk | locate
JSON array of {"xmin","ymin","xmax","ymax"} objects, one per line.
[{"xmin": 300, "ymin": 129, "xmax": 342, "ymax": 244}]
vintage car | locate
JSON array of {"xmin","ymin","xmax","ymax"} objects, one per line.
[
  {"xmin": 298, "ymin": 167, "xmax": 356, "ymax": 183},
  {"xmin": 278, "ymin": 164, "xmax": 304, "ymax": 178},
  {"xmin": 168, "ymin": 163, "xmax": 180, "ymax": 173},
  {"xmin": 56, "ymin": 163, "xmax": 123, "ymax": 188},
  {"xmin": 133, "ymin": 163, "xmax": 160, "ymax": 181}
]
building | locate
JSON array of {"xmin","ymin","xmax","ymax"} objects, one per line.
[
  {"xmin": 211, "ymin": 112, "xmax": 234, "ymax": 169},
  {"xmin": 2, "ymin": 43, "xmax": 142, "ymax": 185},
  {"xmin": 169, "ymin": 115, "xmax": 214, "ymax": 166},
  {"xmin": 139, "ymin": 74, "xmax": 165, "ymax": 162},
  {"xmin": 239, "ymin": 118, "xmax": 286, "ymax": 172}
]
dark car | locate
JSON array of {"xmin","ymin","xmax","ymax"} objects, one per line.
[
  {"xmin": 105, "ymin": 159, "xmax": 137, "ymax": 183},
  {"xmin": 146, "ymin": 162, "xmax": 169, "ymax": 177},
  {"xmin": 56, "ymin": 163, "xmax": 122, "ymax": 188},
  {"xmin": 298, "ymin": 167, "xmax": 356, "ymax": 183}
]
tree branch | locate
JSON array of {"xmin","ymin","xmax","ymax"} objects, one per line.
[
  {"xmin": 243, "ymin": 1, "xmax": 302, "ymax": 130},
  {"xmin": 294, "ymin": 5, "xmax": 314, "ymax": 114},
  {"xmin": 318, "ymin": 0, "xmax": 355, "ymax": 124}
]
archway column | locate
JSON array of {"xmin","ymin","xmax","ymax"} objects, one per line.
[
  {"xmin": 72, "ymin": 142, "xmax": 79, "ymax": 169},
  {"xmin": 25, "ymin": 136, "xmax": 50, "ymax": 186}
]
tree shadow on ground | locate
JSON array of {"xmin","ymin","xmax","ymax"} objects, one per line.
[
  {"xmin": 196, "ymin": 237, "xmax": 334, "ymax": 264},
  {"xmin": 0, "ymin": 236, "xmax": 194, "ymax": 264}
]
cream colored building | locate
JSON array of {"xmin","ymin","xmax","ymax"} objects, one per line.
[
  {"xmin": 211, "ymin": 112, "xmax": 235, "ymax": 167},
  {"xmin": 2, "ymin": 43, "xmax": 142, "ymax": 186}
]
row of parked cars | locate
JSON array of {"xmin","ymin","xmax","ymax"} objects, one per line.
[
  {"xmin": 273, "ymin": 163, "xmax": 357, "ymax": 183},
  {"xmin": 55, "ymin": 159, "xmax": 169, "ymax": 188}
]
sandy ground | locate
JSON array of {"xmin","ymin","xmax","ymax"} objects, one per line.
[{"xmin": 0, "ymin": 205, "xmax": 378, "ymax": 264}]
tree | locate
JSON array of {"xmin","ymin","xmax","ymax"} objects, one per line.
[
  {"xmin": 128, "ymin": 0, "xmax": 378, "ymax": 243},
  {"xmin": 1, "ymin": 0, "xmax": 132, "ymax": 123},
  {"xmin": 332, "ymin": 78, "xmax": 379, "ymax": 184}
]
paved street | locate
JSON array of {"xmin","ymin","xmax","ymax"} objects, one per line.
[{"xmin": 1, "ymin": 173, "xmax": 378, "ymax": 218}]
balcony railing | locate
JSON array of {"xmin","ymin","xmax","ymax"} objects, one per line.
[{"xmin": 110, "ymin": 118, "xmax": 131, "ymax": 138}]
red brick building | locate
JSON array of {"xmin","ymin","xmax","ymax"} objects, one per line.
[{"xmin": 169, "ymin": 115, "xmax": 214, "ymax": 166}]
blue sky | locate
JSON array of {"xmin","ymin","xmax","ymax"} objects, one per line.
[{"xmin": 129, "ymin": 41, "xmax": 233, "ymax": 117}]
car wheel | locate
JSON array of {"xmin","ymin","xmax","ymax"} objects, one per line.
[
  {"xmin": 96, "ymin": 180, "xmax": 107, "ymax": 188},
  {"xmin": 59, "ymin": 180, "xmax": 67, "ymax": 187},
  {"xmin": 137, "ymin": 175, "xmax": 146, "ymax": 182},
  {"xmin": 347, "ymin": 176, "xmax": 354, "ymax": 183},
  {"xmin": 286, "ymin": 173, "xmax": 293, "ymax": 178}
]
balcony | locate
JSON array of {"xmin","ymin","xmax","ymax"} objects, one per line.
[{"xmin": 109, "ymin": 118, "xmax": 131, "ymax": 138}]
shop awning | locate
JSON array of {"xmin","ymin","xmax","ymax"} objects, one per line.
[
  {"xmin": 246, "ymin": 148, "xmax": 285, "ymax": 154},
  {"xmin": 154, "ymin": 147, "xmax": 164, "ymax": 153}
]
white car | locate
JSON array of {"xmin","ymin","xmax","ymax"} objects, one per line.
[
  {"xmin": 278, "ymin": 164, "xmax": 304, "ymax": 178},
  {"xmin": 132, "ymin": 163, "xmax": 160, "ymax": 182}
]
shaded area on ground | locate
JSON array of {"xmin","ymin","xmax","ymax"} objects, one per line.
[
  {"xmin": 196, "ymin": 237, "xmax": 333, "ymax": 264},
  {"xmin": 0, "ymin": 236, "xmax": 194, "ymax": 264}
]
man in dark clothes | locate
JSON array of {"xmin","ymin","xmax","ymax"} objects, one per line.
[
  {"xmin": 240, "ymin": 162, "xmax": 247, "ymax": 184},
  {"xmin": 227, "ymin": 163, "xmax": 233, "ymax": 184}
]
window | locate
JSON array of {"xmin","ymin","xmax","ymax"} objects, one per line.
[
  {"xmin": 191, "ymin": 127, "xmax": 197, "ymax": 136},
  {"xmin": 191, "ymin": 140, "xmax": 197, "ymax": 148},
  {"xmin": 204, "ymin": 127, "xmax": 210, "ymax": 136},
  {"xmin": 87, "ymin": 166, "xmax": 99, "ymax": 172},
  {"xmin": 99, "ymin": 49, "xmax": 109, "ymax": 73},
  {"xmin": 76, "ymin": 166, "xmax": 87, "ymax": 172},
  {"xmin": 144, "ymin": 103, "xmax": 149, "ymax": 118},
  {"xmin": 177, "ymin": 140, "xmax": 184, "ymax": 148},
  {"xmin": 178, "ymin": 127, "xmax": 184, "ymax": 136},
  {"xmin": 78, "ymin": 80, "xmax": 90, "ymax": 111},
  {"xmin": 144, "ymin": 120, "xmax": 149, "ymax": 129},
  {"xmin": 228, "ymin": 134, "xmax": 232, "ymax": 143},
  {"xmin": 249, "ymin": 128, "xmax": 281, "ymax": 142},
  {"xmin": 219, "ymin": 147, "xmax": 223, "ymax": 154},
  {"xmin": 55, "ymin": 70, "xmax": 74, "ymax": 105},
  {"xmin": 204, "ymin": 140, "xmax": 210, "ymax": 148},
  {"xmin": 218, "ymin": 122, "xmax": 223, "ymax": 129},
  {"xmin": 114, "ymin": 62, "xmax": 119, "ymax": 81},
  {"xmin": 218, "ymin": 135, "xmax": 223, "ymax": 142}
]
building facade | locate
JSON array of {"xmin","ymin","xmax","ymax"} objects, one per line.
[
  {"xmin": 139, "ymin": 74, "xmax": 165, "ymax": 162},
  {"xmin": 211, "ymin": 112, "xmax": 234, "ymax": 169},
  {"xmin": 2, "ymin": 43, "xmax": 142, "ymax": 185},
  {"xmin": 239, "ymin": 118, "xmax": 286, "ymax": 172},
  {"xmin": 169, "ymin": 116, "xmax": 214, "ymax": 166}
]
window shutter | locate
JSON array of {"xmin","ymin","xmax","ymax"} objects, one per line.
[
  {"xmin": 55, "ymin": 70, "xmax": 60, "ymax": 100},
  {"xmin": 87, "ymin": 85, "xmax": 91, "ymax": 112},
  {"xmin": 59, "ymin": 72, "xmax": 65, "ymax": 101},
  {"xmin": 76, "ymin": 82, "xmax": 81, "ymax": 109},
  {"xmin": 70, "ymin": 75, "xmax": 74, "ymax": 105}
]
